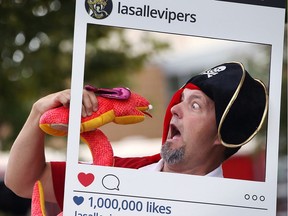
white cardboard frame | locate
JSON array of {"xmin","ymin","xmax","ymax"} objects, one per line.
[{"xmin": 63, "ymin": 1, "xmax": 286, "ymax": 215}]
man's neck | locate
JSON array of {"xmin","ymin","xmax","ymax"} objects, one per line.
[
  {"xmin": 162, "ymin": 163, "xmax": 217, "ymax": 175},
  {"xmin": 162, "ymin": 156, "xmax": 223, "ymax": 176}
]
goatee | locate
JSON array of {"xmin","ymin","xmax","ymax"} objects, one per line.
[{"xmin": 161, "ymin": 141, "xmax": 185, "ymax": 164}]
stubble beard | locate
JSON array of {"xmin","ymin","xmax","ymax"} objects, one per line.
[{"xmin": 160, "ymin": 140, "xmax": 185, "ymax": 165}]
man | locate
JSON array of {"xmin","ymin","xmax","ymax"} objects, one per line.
[{"xmin": 4, "ymin": 62, "xmax": 268, "ymax": 212}]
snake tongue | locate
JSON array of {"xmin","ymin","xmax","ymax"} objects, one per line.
[
  {"xmin": 140, "ymin": 104, "xmax": 153, "ymax": 118},
  {"xmin": 142, "ymin": 111, "xmax": 152, "ymax": 118}
]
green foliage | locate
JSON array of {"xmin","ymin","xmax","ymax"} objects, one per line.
[{"xmin": 0, "ymin": 0, "xmax": 168, "ymax": 149}]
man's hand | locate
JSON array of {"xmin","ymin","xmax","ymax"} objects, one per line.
[{"xmin": 33, "ymin": 89, "xmax": 98, "ymax": 117}]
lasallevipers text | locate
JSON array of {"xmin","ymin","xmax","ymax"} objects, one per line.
[{"xmin": 118, "ymin": 2, "xmax": 197, "ymax": 24}]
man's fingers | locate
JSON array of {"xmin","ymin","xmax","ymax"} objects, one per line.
[
  {"xmin": 46, "ymin": 89, "xmax": 98, "ymax": 117},
  {"xmin": 82, "ymin": 90, "xmax": 98, "ymax": 117},
  {"xmin": 56, "ymin": 90, "xmax": 71, "ymax": 108}
]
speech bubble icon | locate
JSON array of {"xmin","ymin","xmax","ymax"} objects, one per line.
[{"xmin": 102, "ymin": 174, "xmax": 120, "ymax": 191}]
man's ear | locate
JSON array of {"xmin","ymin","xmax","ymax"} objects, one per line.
[{"xmin": 213, "ymin": 135, "xmax": 222, "ymax": 146}]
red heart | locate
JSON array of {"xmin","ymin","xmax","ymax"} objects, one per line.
[{"xmin": 78, "ymin": 172, "xmax": 95, "ymax": 187}]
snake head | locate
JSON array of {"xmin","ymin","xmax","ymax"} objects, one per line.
[
  {"xmin": 80, "ymin": 91, "xmax": 152, "ymax": 132},
  {"xmin": 112, "ymin": 92, "xmax": 153, "ymax": 123},
  {"xmin": 39, "ymin": 90, "xmax": 152, "ymax": 136}
]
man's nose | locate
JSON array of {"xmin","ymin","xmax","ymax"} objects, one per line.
[{"xmin": 171, "ymin": 102, "xmax": 183, "ymax": 119}]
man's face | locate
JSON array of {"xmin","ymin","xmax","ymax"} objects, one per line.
[{"xmin": 161, "ymin": 89, "xmax": 220, "ymax": 168}]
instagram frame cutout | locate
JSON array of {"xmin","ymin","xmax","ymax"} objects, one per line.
[{"xmin": 63, "ymin": 0, "xmax": 286, "ymax": 216}]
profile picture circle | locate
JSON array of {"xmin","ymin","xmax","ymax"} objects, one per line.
[{"xmin": 85, "ymin": 0, "xmax": 113, "ymax": 20}]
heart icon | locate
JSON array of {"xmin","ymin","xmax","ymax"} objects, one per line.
[
  {"xmin": 78, "ymin": 172, "xmax": 95, "ymax": 187},
  {"xmin": 73, "ymin": 196, "xmax": 84, "ymax": 205}
]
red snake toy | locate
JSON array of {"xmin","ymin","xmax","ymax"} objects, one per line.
[{"xmin": 31, "ymin": 87, "xmax": 152, "ymax": 215}]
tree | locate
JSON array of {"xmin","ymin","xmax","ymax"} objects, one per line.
[{"xmin": 0, "ymin": 0, "xmax": 168, "ymax": 149}]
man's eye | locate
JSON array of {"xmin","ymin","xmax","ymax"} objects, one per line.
[{"xmin": 192, "ymin": 102, "xmax": 200, "ymax": 109}]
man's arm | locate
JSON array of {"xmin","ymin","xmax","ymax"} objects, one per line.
[{"xmin": 4, "ymin": 89, "xmax": 97, "ymax": 203}]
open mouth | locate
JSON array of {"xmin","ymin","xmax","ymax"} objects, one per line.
[{"xmin": 170, "ymin": 124, "xmax": 181, "ymax": 139}]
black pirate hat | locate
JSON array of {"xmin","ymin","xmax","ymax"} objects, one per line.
[{"xmin": 185, "ymin": 62, "xmax": 268, "ymax": 147}]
